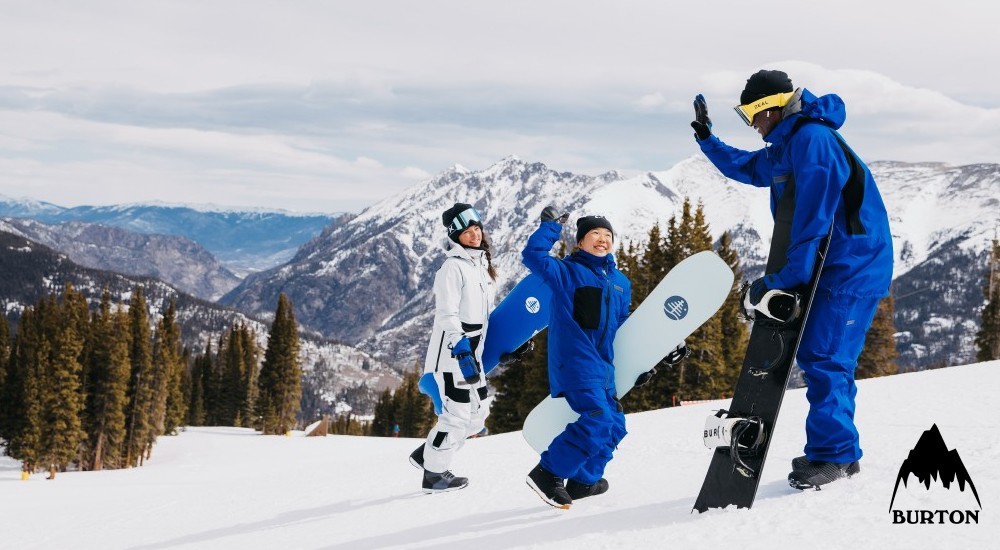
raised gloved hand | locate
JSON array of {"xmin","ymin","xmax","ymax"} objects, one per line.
[
  {"xmin": 450, "ymin": 337, "xmax": 482, "ymax": 384},
  {"xmin": 691, "ymin": 94, "xmax": 713, "ymax": 141},
  {"xmin": 540, "ymin": 205, "xmax": 569, "ymax": 224}
]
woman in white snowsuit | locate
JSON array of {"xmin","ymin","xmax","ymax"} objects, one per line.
[{"xmin": 409, "ymin": 202, "xmax": 497, "ymax": 493}]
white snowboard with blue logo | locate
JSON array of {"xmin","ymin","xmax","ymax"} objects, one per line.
[{"xmin": 522, "ymin": 250, "xmax": 735, "ymax": 453}]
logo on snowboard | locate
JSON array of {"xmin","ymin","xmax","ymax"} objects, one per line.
[
  {"xmin": 663, "ymin": 296, "xmax": 689, "ymax": 320},
  {"xmin": 524, "ymin": 296, "xmax": 541, "ymax": 314}
]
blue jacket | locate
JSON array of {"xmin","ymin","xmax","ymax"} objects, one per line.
[
  {"xmin": 522, "ymin": 221, "xmax": 631, "ymax": 396},
  {"xmin": 698, "ymin": 89, "xmax": 893, "ymax": 298}
]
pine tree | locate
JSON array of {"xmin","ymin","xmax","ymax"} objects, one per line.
[
  {"xmin": 0, "ymin": 313, "xmax": 9, "ymax": 415},
  {"xmin": 238, "ymin": 325, "xmax": 260, "ymax": 428},
  {"xmin": 975, "ymin": 238, "xmax": 1000, "ymax": 362},
  {"xmin": 256, "ymin": 293, "xmax": 302, "ymax": 434},
  {"xmin": 219, "ymin": 325, "xmax": 246, "ymax": 425},
  {"xmin": 369, "ymin": 387, "xmax": 397, "ymax": 437},
  {"xmin": 83, "ymin": 290, "xmax": 130, "ymax": 471},
  {"xmin": 155, "ymin": 300, "xmax": 187, "ymax": 436},
  {"xmin": 187, "ymin": 342, "xmax": 211, "ymax": 426},
  {"xmin": 3, "ymin": 307, "xmax": 45, "ymax": 475},
  {"xmin": 856, "ymin": 294, "xmax": 900, "ymax": 379},
  {"xmin": 716, "ymin": 231, "xmax": 748, "ymax": 386},
  {"xmin": 124, "ymin": 287, "xmax": 156, "ymax": 467},
  {"xmin": 392, "ymin": 364, "xmax": 435, "ymax": 438},
  {"xmin": 176, "ymin": 347, "xmax": 193, "ymax": 429},
  {"xmin": 657, "ymin": 200, "xmax": 728, "ymax": 402},
  {"xmin": 40, "ymin": 286, "xmax": 88, "ymax": 479}
]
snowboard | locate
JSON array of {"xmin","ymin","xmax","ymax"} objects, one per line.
[
  {"xmin": 692, "ymin": 225, "xmax": 833, "ymax": 512},
  {"xmin": 521, "ymin": 250, "xmax": 735, "ymax": 454},
  {"xmin": 481, "ymin": 273, "xmax": 552, "ymax": 376}
]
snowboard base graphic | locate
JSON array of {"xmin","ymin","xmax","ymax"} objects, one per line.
[{"xmin": 522, "ymin": 250, "xmax": 735, "ymax": 454}]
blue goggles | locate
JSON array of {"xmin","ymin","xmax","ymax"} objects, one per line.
[{"xmin": 449, "ymin": 207, "xmax": 482, "ymax": 232}]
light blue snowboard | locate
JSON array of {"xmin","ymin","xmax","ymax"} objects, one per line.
[
  {"xmin": 481, "ymin": 273, "xmax": 552, "ymax": 376},
  {"xmin": 521, "ymin": 250, "xmax": 734, "ymax": 453}
]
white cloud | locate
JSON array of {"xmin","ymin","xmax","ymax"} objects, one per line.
[{"xmin": 0, "ymin": 1, "xmax": 997, "ymax": 213}]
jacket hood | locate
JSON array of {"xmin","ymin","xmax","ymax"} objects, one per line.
[{"xmin": 768, "ymin": 88, "xmax": 846, "ymax": 144}]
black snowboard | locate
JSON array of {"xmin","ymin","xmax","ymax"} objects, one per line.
[{"xmin": 692, "ymin": 199, "xmax": 833, "ymax": 512}]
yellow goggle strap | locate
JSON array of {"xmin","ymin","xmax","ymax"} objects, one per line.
[{"xmin": 734, "ymin": 91, "xmax": 795, "ymax": 125}]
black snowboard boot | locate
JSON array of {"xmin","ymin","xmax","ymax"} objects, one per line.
[
  {"xmin": 566, "ymin": 478, "xmax": 609, "ymax": 500},
  {"xmin": 422, "ymin": 469, "xmax": 468, "ymax": 493},
  {"xmin": 788, "ymin": 457, "xmax": 860, "ymax": 490},
  {"xmin": 409, "ymin": 444, "xmax": 425, "ymax": 470},
  {"xmin": 526, "ymin": 463, "xmax": 572, "ymax": 509}
]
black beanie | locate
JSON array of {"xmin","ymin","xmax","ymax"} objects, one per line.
[
  {"xmin": 442, "ymin": 202, "xmax": 480, "ymax": 242},
  {"xmin": 740, "ymin": 70, "xmax": 793, "ymax": 105},
  {"xmin": 576, "ymin": 215, "xmax": 614, "ymax": 243}
]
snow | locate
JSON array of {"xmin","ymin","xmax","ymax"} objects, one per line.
[{"xmin": 2, "ymin": 362, "xmax": 997, "ymax": 549}]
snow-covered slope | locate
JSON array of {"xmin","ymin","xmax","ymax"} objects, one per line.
[{"xmin": 2, "ymin": 361, "xmax": 995, "ymax": 550}]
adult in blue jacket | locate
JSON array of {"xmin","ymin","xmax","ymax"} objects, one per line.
[
  {"xmin": 691, "ymin": 70, "xmax": 893, "ymax": 489},
  {"xmin": 522, "ymin": 208, "xmax": 632, "ymax": 509}
]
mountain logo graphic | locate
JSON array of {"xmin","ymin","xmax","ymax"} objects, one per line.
[
  {"xmin": 889, "ymin": 424, "xmax": 981, "ymax": 525},
  {"xmin": 662, "ymin": 296, "xmax": 688, "ymax": 321},
  {"xmin": 524, "ymin": 296, "xmax": 541, "ymax": 314}
]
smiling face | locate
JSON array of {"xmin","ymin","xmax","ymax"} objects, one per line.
[
  {"xmin": 457, "ymin": 224, "xmax": 482, "ymax": 248},
  {"xmin": 578, "ymin": 228, "xmax": 613, "ymax": 257},
  {"xmin": 751, "ymin": 107, "xmax": 783, "ymax": 138}
]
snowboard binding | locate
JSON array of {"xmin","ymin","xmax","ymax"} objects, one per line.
[
  {"xmin": 703, "ymin": 410, "xmax": 767, "ymax": 478},
  {"xmin": 738, "ymin": 281, "xmax": 803, "ymax": 327}
]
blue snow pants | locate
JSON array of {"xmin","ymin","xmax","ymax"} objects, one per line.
[
  {"xmin": 797, "ymin": 290, "xmax": 880, "ymax": 464},
  {"xmin": 540, "ymin": 387, "xmax": 627, "ymax": 485}
]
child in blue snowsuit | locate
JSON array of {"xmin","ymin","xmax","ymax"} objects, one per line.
[
  {"xmin": 691, "ymin": 70, "xmax": 893, "ymax": 489},
  {"xmin": 522, "ymin": 208, "xmax": 632, "ymax": 508}
]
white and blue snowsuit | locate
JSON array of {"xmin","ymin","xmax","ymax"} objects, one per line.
[
  {"xmin": 522, "ymin": 221, "xmax": 632, "ymax": 484},
  {"xmin": 697, "ymin": 88, "xmax": 893, "ymax": 464},
  {"xmin": 421, "ymin": 238, "xmax": 495, "ymax": 474}
]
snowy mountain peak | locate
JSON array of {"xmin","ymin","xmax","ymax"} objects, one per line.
[{"xmin": 223, "ymin": 155, "xmax": 1000, "ymax": 371}]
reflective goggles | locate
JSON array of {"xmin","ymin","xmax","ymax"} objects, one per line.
[
  {"xmin": 733, "ymin": 91, "xmax": 795, "ymax": 126},
  {"xmin": 449, "ymin": 207, "xmax": 482, "ymax": 232}
]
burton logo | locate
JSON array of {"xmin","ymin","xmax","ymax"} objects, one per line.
[
  {"xmin": 662, "ymin": 296, "xmax": 688, "ymax": 321},
  {"xmin": 890, "ymin": 424, "xmax": 981, "ymax": 525},
  {"xmin": 524, "ymin": 296, "xmax": 541, "ymax": 314}
]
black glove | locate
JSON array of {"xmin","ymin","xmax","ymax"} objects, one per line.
[
  {"xmin": 634, "ymin": 367, "xmax": 657, "ymax": 388},
  {"xmin": 498, "ymin": 339, "xmax": 534, "ymax": 365},
  {"xmin": 746, "ymin": 275, "xmax": 779, "ymax": 306},
  {"xmin": 691, "ymin": 94, "xmax": 713, "ymax": 141},
  {"xmin": 540, "ymin": 205, "xmax": 569, "ymax": 224}
]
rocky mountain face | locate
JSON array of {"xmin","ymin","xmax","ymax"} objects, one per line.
[
  {"xmin": 222, "ymin": 156, "xmax": 1000, "ymax": 372},
  {"xmin": 0, "ymin": 198, "xmax": 338, "ymax": 277},
  {"xmin": 0, "ymin": 231, "xmax": 395, "ymax": 416},
  {"xmin": 0, "ymin": 218, "xmax": 241, "ymax": 301}
]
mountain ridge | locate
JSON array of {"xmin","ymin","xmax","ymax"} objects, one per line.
[{"xmin": 222, "ymin": 155, "xmax": 1000, "ymax": 371}]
